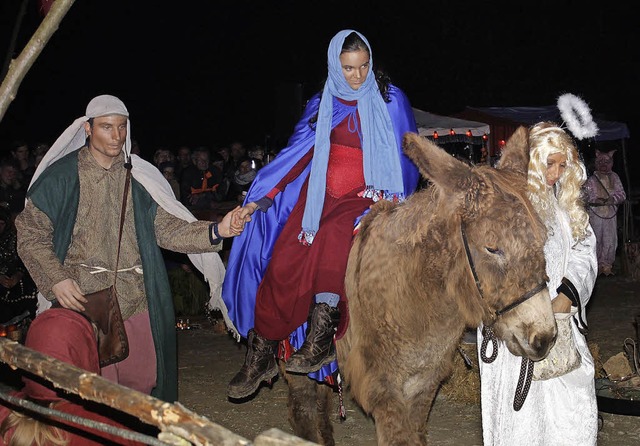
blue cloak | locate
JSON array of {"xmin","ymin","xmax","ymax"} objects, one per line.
[{"xmin": 222, "ymin": 85, "xmax": 419, "ymax": 380}]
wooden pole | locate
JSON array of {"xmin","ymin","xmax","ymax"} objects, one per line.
[
  {"xmin": 0, "ymin": 336, "xmax": 252, "ymax": 445},
  {"xmin": 0, "ymin": 336, "xmax": 320, "ymax": 445},
  {"xmin": 620, "ymin": 138, "xmax": 634, "ymax": 241}
]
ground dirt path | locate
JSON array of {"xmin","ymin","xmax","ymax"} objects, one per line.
[{"xmin": 177, "ymin": 273, "xmax": 640, "ymax": 445}]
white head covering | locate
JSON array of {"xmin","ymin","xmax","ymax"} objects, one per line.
[
  {"xmin": 30, "ymin": 95, "xmax": 131, "ymax": 186},
  {"xmin": 31, "ymin": 95, "xmax": 235, "ymax": 336}
]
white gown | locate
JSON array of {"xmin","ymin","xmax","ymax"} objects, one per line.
[{"xmin": 478, "ymin": 200, "xmax": 598, "ymax": 446}]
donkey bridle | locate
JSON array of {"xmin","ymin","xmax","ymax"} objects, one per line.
[
  {"xmin": 460, "ymin": 222, "xmax": 546, "ymax": 411},
  {"xmin": 460, "ymin": 223, "xmax": 546, "ymax": 316}
]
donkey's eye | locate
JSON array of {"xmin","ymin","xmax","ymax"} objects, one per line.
[{"xmin": 486, "ymin": 246, "xmax": 504, "ymax": 256}]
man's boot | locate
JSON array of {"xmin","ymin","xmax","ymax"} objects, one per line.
[
  {"xmin": 227, "ymin": 329, "xmax": 278, "ymax": 399},
  {"xmin": 285, "ymin": 303, "xmax": 340, "ymax": 374}
]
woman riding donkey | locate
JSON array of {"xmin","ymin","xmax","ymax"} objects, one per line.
[{"xmin": 222, "ymin": 29, "xmax": 419, "ymax": 399}]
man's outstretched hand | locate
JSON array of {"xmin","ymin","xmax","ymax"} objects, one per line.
[{"xmin": 218, "ymin": 206, "xmax": 252, "ymax": 238}]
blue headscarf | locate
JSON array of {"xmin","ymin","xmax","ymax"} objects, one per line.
[{"xmin": 300, "ymin": 29, "xmax": 405, "ymax": 242}]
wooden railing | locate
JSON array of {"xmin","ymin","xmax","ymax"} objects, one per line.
[{"xmin": 0, "ymin": 337, "xmax": 318, "ymax": 446}]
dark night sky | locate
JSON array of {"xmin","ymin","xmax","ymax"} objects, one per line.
[{"xmin": 0, "ymin": 1, "xmax": 637, "ymax": 167}]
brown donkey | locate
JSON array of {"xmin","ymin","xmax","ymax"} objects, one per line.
[{"xmin": 284, "ymin": 127, "xmax": 557, "ymax": 445}]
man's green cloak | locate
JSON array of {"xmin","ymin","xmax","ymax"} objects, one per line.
[{"xmin": 27, "ymin": 150, "xmax": 178, "ymax": 402}]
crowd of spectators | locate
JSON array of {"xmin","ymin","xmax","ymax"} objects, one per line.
[{"xmin": 143, "ymin": 140, "xmax": 270, "ymax": 211}]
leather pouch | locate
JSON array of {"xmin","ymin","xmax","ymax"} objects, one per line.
[{"xmin": 53, "ymin": 286, "xmax": 129, "ymax": 367}]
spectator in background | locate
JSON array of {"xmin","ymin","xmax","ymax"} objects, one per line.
[
  {"xmin": 584, "ymin": 149, "xmax": 626, "ymax": 276},
  {"xmin": 0, "ymin": 204, "xmax": 37, "ymax": 323},
  {"xmin": 0, "ymin": 158, "xmax": 26, "ymax": 218},
  {"xmin": 33, "ymin": 142, "xmax": 50, "ymax": 169},
  {"xmin": 228, "ymin": 141, "xmax": 247, "ymax": 176},
  {"xmin": 210, "ymin": 151, "xmax": 230, "ymax": 201},
  {"xmin": 180, "ymin": 146, "xmax": 222, "ymax": 210},
  {"xmin": 33, "ymin": 142, "xmax": 50, "ymax": 158},
  {"xmin": 175, "ymin": 145, "xmax": 192, "ymax": 181},
  {"xmin": 217, "ymin": 145, "xmax": 235, "ymax": 188},
  {"xmin": 248, "ymin": 145, "xmax": 265, "ymax": 170},
  {"xmin": 10, "ymin": 141, "xmax": 35, "ymax": 186},
  {"xmin": 159, "ymin": 161, "xmax": 180, "ymax": 200},
  {"xmin": 152, "ymin": 148, "xmax": 174, "ymax": 168},
  {"xmin": 217, "ymin": 146, "xmax": 230, "ymax": 166},
  {"xmin": 227, "ymin": 158, "xmax": 257, "ymax": 202}
]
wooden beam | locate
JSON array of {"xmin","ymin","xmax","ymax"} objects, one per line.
[{"xmin": 0, "ymin": 336, "xmax": 253, "ymax": 445}]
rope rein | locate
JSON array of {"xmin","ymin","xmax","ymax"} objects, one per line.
[
  {"xmin": 514, "ymin": 358, "xmax": 534, "ymax": 411},
  {"xmin": 479, "ymin": 326, "xmax": 498, "ymax": 363}
]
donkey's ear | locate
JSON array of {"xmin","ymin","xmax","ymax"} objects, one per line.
[
  {"xmin": 496, "ymin": 126, "xmax": 530, "ymax": 175},
  {"xmin": 402, "ymin": 132, "xmax": 473, "ymax": 194}
]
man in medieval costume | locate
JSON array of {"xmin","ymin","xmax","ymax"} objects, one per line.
[{"xmin": 15, "ymin": 94, "xmax": 243, "ymax": 402}]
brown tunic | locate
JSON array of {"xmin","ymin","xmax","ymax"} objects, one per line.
[{"xmin": 16, "ymin": 148, "xmax": 220, "ymax": 320}]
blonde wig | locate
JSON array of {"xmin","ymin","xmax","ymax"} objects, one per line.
[
  {"xmin": 1, "ymin": 406, "xmax": 67, "ymax": 446},
  {"xmin": 527, "ymin": 121, "xmax": 590, "ymax": 242}
]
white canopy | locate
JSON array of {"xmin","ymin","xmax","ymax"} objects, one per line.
[{"xmin": 413, "ymin": 108, "xmax": 490, "ymax": 138}]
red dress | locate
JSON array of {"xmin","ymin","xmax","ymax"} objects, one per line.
[{"xmin": 254, "ymin": 107, "xmax": 373, "ymax": 340}]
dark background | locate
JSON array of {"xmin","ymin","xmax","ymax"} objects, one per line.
[{"xmin": 0, "ymin": 1, "xmax": 637, "ymax": 169}]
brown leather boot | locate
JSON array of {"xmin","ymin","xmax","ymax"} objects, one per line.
[
  {"xmin": 285, "ymin": 303, "xmax": 340, "ymax": 374},
  {"xmin": 227, "ymin": 329, "xmax": 278, "ymax": 399}
]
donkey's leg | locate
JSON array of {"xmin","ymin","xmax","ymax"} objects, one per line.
[
  {"xmin": 370, "ymin": 389, "xmax": 434, "ymax": 446},
  {"xmin": 284, "ymin": 369, "xmax": 320, "ymax": 442},
  {"xmin": 407, "ymin": 388, "xmax": 439, "ymax": 446},
  {"xmin": 371, "ymin": 398, "xmax": 418, "ymax": 446},
  {"xmin": 316, "ymin": 381, "xmax": 336, "ymax": 446},
  {"xmin": 282, "ymin": 366, "xmax": 335, "ymax": 446}
]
